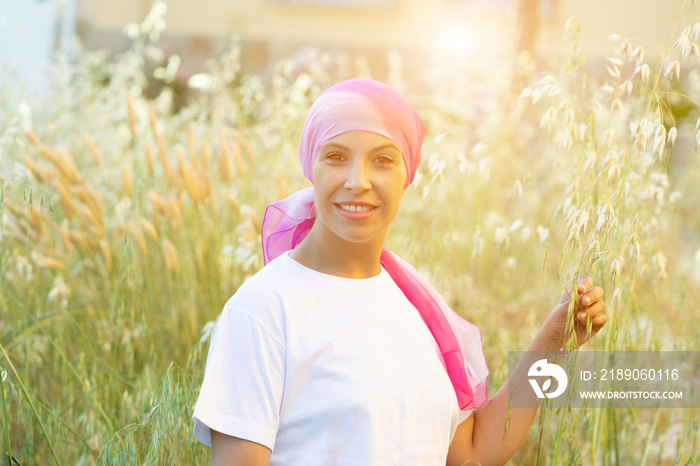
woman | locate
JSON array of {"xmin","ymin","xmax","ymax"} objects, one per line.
[{"xmin": 192, "ymin": 78, "xmax": 607, "ymax": 465}]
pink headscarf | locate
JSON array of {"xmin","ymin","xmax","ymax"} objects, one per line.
[{"xmin": 261, "ymin": 78, "xmax": 488, "ymax": 410}]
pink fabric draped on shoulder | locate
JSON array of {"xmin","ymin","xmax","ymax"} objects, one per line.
[{"xmin": 260, "ymin": 78, "xmax": 489, "ymax": 410}]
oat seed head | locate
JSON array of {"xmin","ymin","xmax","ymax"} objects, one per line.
[
  {"xmin": 610, "ymin": 259, "xmax": 621, "ymax": 283},
  {"xmin": 667, "ymin": 127, "xmax": 678, "ymax": 146},
  {"xmin": 664, "ymin": 61, "xmax": 681, "ymax": 82}
]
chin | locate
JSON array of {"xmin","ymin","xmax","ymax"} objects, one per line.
[{"xmin": 334, "ymin": 229, "xmax": 385, "ymax": 246}]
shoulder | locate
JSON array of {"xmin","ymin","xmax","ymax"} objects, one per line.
[
  {"xmin": 220, "ymin": 253, "xmax": 300, "ymax": 338},
  {"xmin": 383, "ymin": 249, "xmax": 440, "ymax": 295},
  {"xmin": 227, "ymin": 254, "xmax": 291, "ymax": 309}
]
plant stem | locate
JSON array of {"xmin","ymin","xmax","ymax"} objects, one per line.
[
  {"xmin": 0, "ymin": 345, "xmax": 60, "ymax": 465},
  {"xmin": 0, "ymin": 369, "xmax": 12, "ymax": 466}
]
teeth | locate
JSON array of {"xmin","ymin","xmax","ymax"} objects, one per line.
[{"xmin": 339, "ymin": 204, "xmax": 373, "ymax": 213}]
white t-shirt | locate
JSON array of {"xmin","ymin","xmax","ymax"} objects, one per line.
[{"xmin": 192, "ymin": 251, "xmax": 473, "ymax": 465}]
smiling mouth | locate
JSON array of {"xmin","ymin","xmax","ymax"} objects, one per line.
[{"xmin": 337, "ymin": 204, "xmax": 376, "ymax": 213}]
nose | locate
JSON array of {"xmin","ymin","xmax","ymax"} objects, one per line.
[{"xmin": 344, "ymin": 160, "xmax": 372, "ymax": 192}]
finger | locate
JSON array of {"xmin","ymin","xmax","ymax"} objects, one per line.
[
  {"xmin": 561, "ymin": 277, "xmax": 596, "ymax": 306},
  {"xmin": 559, "ymin": 284, "xmax": 574, "ymax": 305},
  {"xmin": 580, "ymin": 286, "xmax": 605, "ymax": 307},
  {"xmin": 577, "ymin": 301, "xmax": 606, "ymax": 322},
  {"xmin": 577, "ymin": 276, "xmax": 593, "ymax": 294},
  {"xmin": 591, "ymin": 314, "xmax": 607, "ymax": 331}
]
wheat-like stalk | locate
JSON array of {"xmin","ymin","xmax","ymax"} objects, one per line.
[
  {"xmin": 139, "ymin": 218, "xmax": 159, "ymax": 242},
  {"xmin": 149, "ymin": 103, "xmax": 173, "ymax": 187},
  {"xmin": 134, "ymin": 226, "xmax": 147, "ymax": 255},
  {"xmin": 148, "ymin": 189, "xmax": 168, "ymax": 216},
  {"xmin": 84, "ymin": 134, "xmax": 103, "ymax": 166},
  {"xmin": 226, "ymin": 193, "xmax": 240, "ymax": 215},
  {"xmin": 99, "ymin": 239, "xmax": 112, "ymax": 270},
  {"xmin": 217, "ymin": 131, "xmax": 233, "ymax": 182},
  {"xmin": 232, "ymin": 129, "xmax": 256, "ymax": 167},
  {"xmin": 201, "ymin": 140, "xmax": 211, "ymax": 172},
  {"xmin": 143, "ymin": 142, "xmax": 155, "ymax": 177},
  {"xmin": 168, "ymin": 195, "xmax": 182, "ymax": 230},
  {"xmin": 161, "ymin": 238, "xmax": 179, "ymax": 273},
  {"xmin": 122, "ymin": 166, "xmax": 134, "ymax": 198},
  {"xmin": 35, "ymin": 256, "xmax": 65, "ymax": 270}
]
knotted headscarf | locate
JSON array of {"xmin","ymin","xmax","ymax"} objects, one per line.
[{"xmin": 260, "ymin": 78, "xmax": 488, "ymax": 410}]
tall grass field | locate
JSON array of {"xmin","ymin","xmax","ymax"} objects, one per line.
[{"xmin": 1, "ymin": 2, "xmax": 699, "ymax": 464}]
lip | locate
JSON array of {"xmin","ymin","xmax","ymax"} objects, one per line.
[
  {"xmin": 336, "ymin": 201, "xmax": 377, "ymax": 207},
  {"xmin": 334, "ymin": 202, "xmax": 378, "ymax": 220}
]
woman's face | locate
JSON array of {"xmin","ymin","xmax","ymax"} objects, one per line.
[{"xmin": 311, "ymin": 131, "xmax": 407, "ymax": 246}]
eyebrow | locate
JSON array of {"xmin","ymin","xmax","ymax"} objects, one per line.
[{"xmin": 322, "ymin": 142, "xmax": 400, "ymax": 153}]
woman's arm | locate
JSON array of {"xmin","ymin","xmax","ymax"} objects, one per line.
[
  {"xmin": 447, "ymin": 276, "xmax": 606, "ymax": 466},
  {"xmin": 211, "ymin": 430, "xmax": 272, "ymax": 466},
  {"xmin": 446, "ymin": 334, "xmax": 555, "ymax": 466}
]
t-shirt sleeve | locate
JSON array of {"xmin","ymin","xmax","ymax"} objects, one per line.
[
  {"xmin": 458, "ymin": 408, "xmax": 474, "ymax": 425},
  {"xmin": 192, "ymin": 306, "xmax": 285, "ymax": 450}
]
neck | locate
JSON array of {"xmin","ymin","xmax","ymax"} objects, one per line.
[{"xmin": 289, "ymin": 224, "xmax": 386, "ymax": 279}]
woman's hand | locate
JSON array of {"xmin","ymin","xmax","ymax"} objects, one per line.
[{"xmin": 536, "ymin": 276, "xmax": 607, "ymax": 351}]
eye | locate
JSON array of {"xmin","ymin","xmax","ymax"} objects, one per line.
[
  {"xmin": 374, "ymin": 154, "xmax": 395, "ymax": 164},
  {"xmin": 324, "ymin": 152, "xmax": 345, "ymax": 161}
]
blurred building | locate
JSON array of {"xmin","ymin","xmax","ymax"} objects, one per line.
[
  {"xmin": 74, "ymin": 0, "xmax": 686, "ymax": 66},
  {"xmin": 0, "ymin": 0, "xmax": 77, "ymax": 96},
  {"xmin": 2, "ymin": 0, "xmax": 687, "ymax": 91}
]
